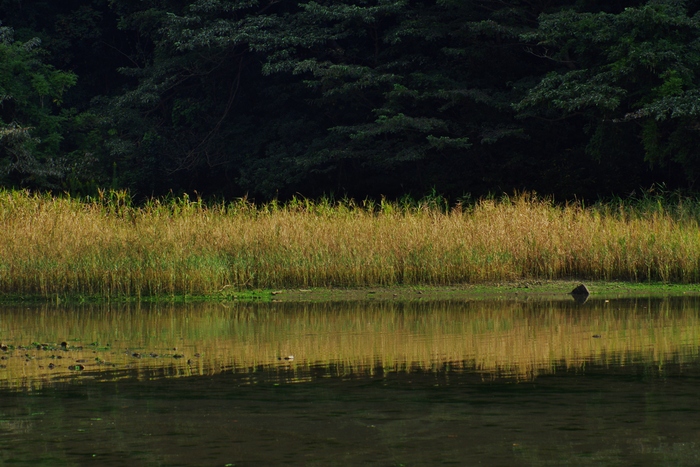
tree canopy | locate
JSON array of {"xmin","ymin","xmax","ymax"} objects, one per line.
[{"xmin": 0, "ymin": 0, "xmax": 698, "ymax": 200}]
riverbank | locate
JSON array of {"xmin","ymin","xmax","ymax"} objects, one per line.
[
  {"xmin": 244, "ymin": 280, "xmax": 700, "ymax": 303},
  {"xmin": 2, "ymin": 189, "xmax": 700, "ymax": 301},
  {"xmin": 4, "ymin": 280, "xmax": 700, "ymax": 305}
]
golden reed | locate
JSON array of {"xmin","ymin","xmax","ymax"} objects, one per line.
[{"xmin": 1, "ymin": 189, "xmax": 699, "ymax": 298}]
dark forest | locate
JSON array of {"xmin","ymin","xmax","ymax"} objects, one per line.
[{"xmin": 1, "ymin": 0, "xmax": 700, "ymax": 201}]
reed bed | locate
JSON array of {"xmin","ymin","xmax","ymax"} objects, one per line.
[{"xmin": 1, "ymin": 189, "xmax": 700, "ymax": 298}]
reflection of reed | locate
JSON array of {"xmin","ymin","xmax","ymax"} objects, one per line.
[{"xmin": 1, "ymin": 297, "xmax": 699, "ymax": 389}]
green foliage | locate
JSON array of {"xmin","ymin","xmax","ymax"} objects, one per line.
[
  {"xmin": 1, "ymin": 0, "xmax": 699, "ymax": 200},
  {"xmin": 138, "ymin": 0, "xmax": 541, "ymax": 198},
  {"xmin": 517, "ymin": 1, "xmax": 700, "ymax": 183},
  {"xmin": 0, "ymin": 25, "xmax": 79, "ymax": 188}
]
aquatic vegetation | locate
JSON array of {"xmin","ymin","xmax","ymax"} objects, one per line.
[{"xmin": 1, "ymin": 189, "xmax": 700, "ymax": 298}]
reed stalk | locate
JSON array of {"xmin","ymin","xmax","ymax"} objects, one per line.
[{"xmin": 1, "ymin": 189, "xmax": 700, "ymax": 298}]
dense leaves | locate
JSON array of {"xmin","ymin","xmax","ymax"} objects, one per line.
[
  {"xmin": 0, "ymin": 24, "xmax": 78, "ymax": 187},
  {"xmin": 0, "ymin": 0, "xmax": 699, "ymax": 199},
  {"xmin": 516, "ymin": 1, "xmax": 700, "ymax": 185}
]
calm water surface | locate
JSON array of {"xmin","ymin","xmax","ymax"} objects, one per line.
[{"xmin": 1, "ymin": 297, "xmax": 700, "ymax": 466}]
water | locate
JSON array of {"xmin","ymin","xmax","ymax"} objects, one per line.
[{"xmin": 1, "ymin": 297, "xmax": 700, "ymax": 465}]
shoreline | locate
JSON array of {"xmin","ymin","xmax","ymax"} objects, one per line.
[
  {"xmin": 262, "ymin": 280, "xmax": 700, "ymax": 302},
  {"xmin": 3, "ymin": 280, "xmax": 700, "ymax": 305}
]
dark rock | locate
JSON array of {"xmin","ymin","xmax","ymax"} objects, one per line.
[
  {"xmin": 570, "ymin": 284, "xmax": 590, "ymax": 296},
  {"xmin": 570, "ymin": 283, "xmax": 590, "ymax": 304}
]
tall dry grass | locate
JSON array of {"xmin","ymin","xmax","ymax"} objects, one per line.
[{"xmin": 1, "ymin": 189, "xmax": 700, "ymax": 298}]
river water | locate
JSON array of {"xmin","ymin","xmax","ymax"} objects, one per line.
[{"xmin": 1, "ymin": 296, "xmax": 700, "ymax": 465}]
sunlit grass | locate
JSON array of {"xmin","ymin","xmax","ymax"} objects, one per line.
[{"xmin": 1, "ymin": 189, "xmax": 700, "ymax": 298}]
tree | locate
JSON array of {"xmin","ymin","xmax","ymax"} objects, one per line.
[
  {"xmin": 0, "ymin": 24, "xmax": 79, "ymax": 188},
  {"xmin": 516, "ymin": 0, "xmax": 700, "ymax": 188},
  {"xmin": 3, "ymin": 0, "xmax": 687, "ymax": 200},
  {"xmin": 102, "ymin": 0, "xmax": 556, "ymax": 199}
]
